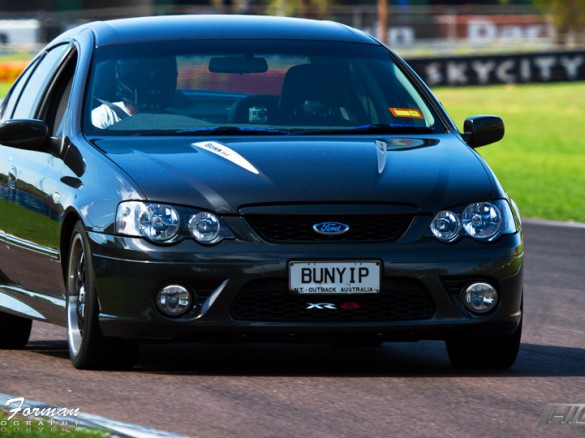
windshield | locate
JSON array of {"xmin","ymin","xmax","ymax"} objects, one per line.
[{"xmin": 84, "ymin": 40, "xmax": 444, "ymax": 135}]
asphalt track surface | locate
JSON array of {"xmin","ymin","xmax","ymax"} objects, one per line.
[{"xmin": 1, "ymin": 220, "xmax": 585, "ymax": 437}]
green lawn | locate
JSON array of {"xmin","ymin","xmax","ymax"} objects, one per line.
[
  {"xmin": 435, "ymin": 83, "xmax": 585, "ymax": 223},
  {"xmin": 0, "ymin": 82, "xmax": 12, "ymax": 96}
]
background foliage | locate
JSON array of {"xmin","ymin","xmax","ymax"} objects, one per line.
[{"xmin": 435, "ymin": 82, "xmax": 585, "ymax": 222}]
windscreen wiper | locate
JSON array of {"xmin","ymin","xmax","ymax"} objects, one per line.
[
  {"xmin": 135, "ymin": 126, "xmax": 291, "ymax": 136},
  {"xmin": 295, "ymin": 124, "xmax": 435, "ymax": 135},
  {"xmin": 176, "ymin": 126, "xmax": 291, "ymax": 136}
]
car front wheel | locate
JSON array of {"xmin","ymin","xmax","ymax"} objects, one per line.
[
  {"xmin": 66, "ymin": 221, "xmax": 138, "ymax": 369},
  {"xmin": 445, "ymin": 318, "xmax": 522, "ymax": 369}
]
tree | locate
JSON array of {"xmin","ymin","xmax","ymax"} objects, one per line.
[
  {"xmin": 538, "ymin": 0, "xmax": 585, "ymax": 45},
  {"xmin": 503, "ymin": 0, "xmax": 585, "ymax": 46},
  {"xmin": 262, "ymin": 0, "xmax": 332, "ymax": 18}
]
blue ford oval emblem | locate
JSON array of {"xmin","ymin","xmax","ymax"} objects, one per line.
[{"xmin": 312, "ymin": 222, "xmax": 350, "ymax": 235}]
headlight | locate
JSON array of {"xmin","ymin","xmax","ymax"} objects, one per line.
[
  {"xmin": 430, "ymin": 210, "xmax": 462, "ymax": 242},
  {"xmin": 116, "ymin": 201, "xmax": 180, "ymax": 242},
  {"xmin": 116, "ymin": 201, "xmax": 234, "ymax": 245},
  {"xmin": 189, "ymin": 212, "xmax": 224, "ymax": 244},
  {"xmin": 462, "ymin": 202, "xmax": 502, "ymax": 241},
  {"xmin": 430, "ymin": 199, "xmax": 518, "ymax": 243}
]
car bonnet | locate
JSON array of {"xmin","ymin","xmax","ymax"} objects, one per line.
[{"xmin": 92, "ymin": 135, "xmax": 495, "ymax": 214}]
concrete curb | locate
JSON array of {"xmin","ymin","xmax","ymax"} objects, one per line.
[{"xmin": 523, "ymin": 217, "xmax": 585, "ymax": 229}]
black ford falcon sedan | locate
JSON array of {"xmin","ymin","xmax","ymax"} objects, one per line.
[{"xmin": 0, "ymin": 15, "xmax": 523, "ymax": 370}]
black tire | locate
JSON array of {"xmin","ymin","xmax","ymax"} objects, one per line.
[
  {"xmin": 445, "ymin": 318, "xmax": 522, "ymax": 369},
  {"xmin": 0, "ymin": 311, "xmax": 32, "ymax": 349},
  {"xmin": 66, "ymin": 221, "xmax": 138, "ymax": 370}
]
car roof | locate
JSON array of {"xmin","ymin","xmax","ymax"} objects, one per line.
[{"xmin": 59, "ymin": 15, "xmax": 378, "ymax": 47}]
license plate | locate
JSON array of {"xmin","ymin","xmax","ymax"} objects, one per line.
[{"xmin": 289, "ymin": 261, "xmax": 381, "ymax": 294}]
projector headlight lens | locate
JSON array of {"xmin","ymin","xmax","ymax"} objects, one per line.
[
  {"xmin": 189, "ymin": 212, "xmax": 222, "ymax": 244},
  {"xmin": 430, "ymin": 210, "xmax": 462, "ymax": 242},
  {"xmin": 462, "ymin": 202, "xmax": 502, "ymax": 241}
]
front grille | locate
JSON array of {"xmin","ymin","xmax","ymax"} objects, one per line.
[
  {"xmin": 245, "ymin": 214, "xmax": 413, "ymax": 242},
  {"xmin": 230, "ymin": 279, "xmax": 435, "ymax": 322}
]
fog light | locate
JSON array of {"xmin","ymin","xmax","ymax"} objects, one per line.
[
  {"xmin": 156, "ymin": 285, "xmax": 194, "ymax": 317},
  {"xmin": 462, "ymin": 282, "xmax": 498, "ymax": 314}
]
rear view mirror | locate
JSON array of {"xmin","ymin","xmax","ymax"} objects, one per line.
[
  {"xmin": 463, "ymin": 115, "xmax": 504, "ymax": 148},
  {"xmin": 209, "ymin": 56, "xmax": 268, "ymax": 74}
]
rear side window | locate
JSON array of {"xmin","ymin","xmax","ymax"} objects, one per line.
[
  {"xmin": 0, "ymin": 58, "xmax": 39, "ymax": 122},
  {"xmin": 11, "ymin": 44, "xmax": 69, "ymax": 119}
]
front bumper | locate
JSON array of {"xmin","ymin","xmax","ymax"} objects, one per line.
[{"xmin": 88, "ymin": 225, "xmax": 523, "ymax": 342}]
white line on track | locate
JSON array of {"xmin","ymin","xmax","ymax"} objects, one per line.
[{"xmin": 523, "ymin": 218, "xmax": 585, "ymax": 229}]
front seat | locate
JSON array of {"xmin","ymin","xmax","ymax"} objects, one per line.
[{"xmin": 277, "ymin": 64, "xmax": 364, "ymax": 125}]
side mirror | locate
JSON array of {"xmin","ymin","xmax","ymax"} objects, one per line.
[
  {"xmin": 463, "ymin": 115, "xmax": 504, "ymax": 148},
  {"xmin": 0, "ymin": 119, "xmax": 49, "ymax": 151}
]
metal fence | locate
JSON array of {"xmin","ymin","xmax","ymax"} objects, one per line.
[{"xmin": 0, "ymin": 4, "xmax": 582, "ymax": 56}]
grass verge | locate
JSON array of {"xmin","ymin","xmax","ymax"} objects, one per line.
[{"xmin": 434, "ymin": 82, "xmax": 585, "ymax": 223}]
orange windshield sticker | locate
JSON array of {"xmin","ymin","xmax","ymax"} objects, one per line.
[{"xmin": 389, "ymin": 108, "xmax": 424, "ymax": 119}]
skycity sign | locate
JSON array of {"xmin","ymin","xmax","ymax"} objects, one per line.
[{"xmin": 407, "ymin": 51, "xmax": 585, "ymax": 86}]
